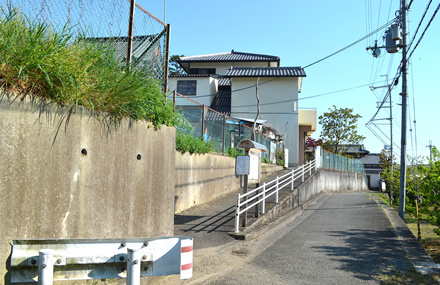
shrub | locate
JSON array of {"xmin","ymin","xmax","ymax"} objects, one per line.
[
  {"xmin": 0, "ymin": 7, "xmax": 174, "ymax": 127},
  {"xmin": 276, "ymin": 149, "xmax": 285, "ymax": 166}
]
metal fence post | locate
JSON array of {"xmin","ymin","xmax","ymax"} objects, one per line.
[
  {"xmin": 38, "ymin": 249, "xmax": 54, "ymax": 285},
  {"xmin": 222, "ymin": 116, "xmax": 226, "ymax": 155},
  {"xmin": 302, "ymin": 166, "xmax": 305, "ymax": 182},
  {"xmin": 262, "ymin": 183, "xmax": 266, "ymax": 214},
  {"xmin": 275, "ymin": 177, "xmax": 279, "ymax": 204},
  {"xmin": 309, "ymin": 161, "xmax": 312, "ymax": 175},
  {"xmin": 127, "ymin": 248, "xmax": 141, "ymax": 285},
  {"xmin": 200, "ymin": 105, "xmax": 205, "ymax": 140},
  {"xmin": 291, "ymin": 170, "xmax": 294, "ymax": 191},
  {"xmin": 235, "ymin": 194, "xmax": 240, "ymax": 233}
]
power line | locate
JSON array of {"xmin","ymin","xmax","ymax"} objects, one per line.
[
  {"xmin": 231, "ymin": 82, "xmax": 384, "ymax": 109},
  {"xmin": 407, "ymin": 2, "xmax": 440, "ymax": 61},
  {"xmin": 303, "ymin": 17, "xmax": 397, "ymax": 69},
  {"xmin": 407, "ymin": 0, "xmax": 433, "ymax": 53}
]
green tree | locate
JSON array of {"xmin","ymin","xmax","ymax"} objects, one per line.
[
  {"xmin": 418, "ymin": 147, "xmax": 440, "ymax": 225},
  {"xmin": 169, "ymin": 54, "xmax": 185, "ymax": 75},
  {"xmin": 318, "ymin": 105, "xmax": 365, "ymax": 154}
]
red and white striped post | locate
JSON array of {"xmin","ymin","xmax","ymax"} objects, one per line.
[{"xmin": 180, "ymin": 239, "xmax": 193, "ymax": 279}]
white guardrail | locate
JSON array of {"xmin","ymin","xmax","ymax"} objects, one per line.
[
  {"xmin": 234, "ymin": 158, "xmax": 320, "ymax": 233},
  {"xmin": 10, "ymin": 236, "xmax": 193, "ymax": 284}
]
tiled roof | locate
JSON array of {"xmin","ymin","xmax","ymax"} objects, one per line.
[
  {"xmin": 208, "ymin": 92, "xmax": 231, "ymax": 117},
  {"xmin": 168, "ymin": 74, "xmax": 217, "ymax": 78},
  {"xmin": 218, "ymin": 77, "xmax": 231, "ymax": 86},
  {"xmin": 226, "ymin": 67, "xmax": 306, "ymax": 77},
  {"xmin": 360, "ymin": 154, "xmax": 382, "ymax": 165},
  {"xmin": 85, "ymin": 35, "xmax": 158, "ymax": 63},
  {"xmin": 179, "ymin": 50, "xmax": 280, "ymax": 63}
]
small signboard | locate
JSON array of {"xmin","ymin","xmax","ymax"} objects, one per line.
[{"xmin": 235, "ymin": 155, "xmax": 250, "ymax": 175}]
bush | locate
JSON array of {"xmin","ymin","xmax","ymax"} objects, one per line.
[
  {"xmin": 0, "ymin": 7, "xmax": 174, "ymax": 127},
  {"xmin": 176, "ymin": 130, "xmax": 214, "ymax": 154},
  {"xmin": 276, "ymin": 149, "xmax": 285, "ymax": 166}
]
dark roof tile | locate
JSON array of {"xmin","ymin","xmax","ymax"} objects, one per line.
[
  {"xmin": 226, "ymin": 67, "xmax": 306, "ymax": 77},
  {"xmin": 179, "ymin": 50, "xmax": 279, "ymax": 63}
]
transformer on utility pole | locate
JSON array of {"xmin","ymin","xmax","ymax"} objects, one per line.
[{"xmin": 365, "ymin": 0, "xmax": 408, "ymax": 220}]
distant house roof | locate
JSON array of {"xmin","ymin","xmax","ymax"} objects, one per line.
[
  {"xmin": 168, "ymin": 74, "xmax": 218, "ymax": 78},
  {"xmin": 179, "ymin": 50, "xmax": 280, "ymax": 64},
  {"xmin": 209, "ymin": 92, "xmax": 231, "ymax": 117},
  {"xmin": 85, "ymin": 35, "xmax": 158, "ymax": 64},
  {"xmin": 226, "ymin": 67, "xmax": 306, "ymax": 78},
  {"xmin": 360, "ymin": 153, "xmax": 381, "ymax": 165},
  {"xmin": 342, "ymin": 145, "xmax": 370, "ymax": 156},
  {"xmin": 218, "ymin": 77, "xmax": 231, "ymax": 87}
]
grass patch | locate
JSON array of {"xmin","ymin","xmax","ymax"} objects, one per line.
[
  {"xmin": 0, "ymin": 6, "xmax": 174, "ymax": 127},
  {"xmin": 379, "ymin": 266, "xmax": 440, "ymax": 284}
]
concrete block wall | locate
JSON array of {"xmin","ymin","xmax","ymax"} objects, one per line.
[
  {"xmin": 175, "ymin": 153, "xmax": 283, "ymax": 213},
  {"xmin": 0, "ymin": 93, "xmax": 176, "ymax": 283}
]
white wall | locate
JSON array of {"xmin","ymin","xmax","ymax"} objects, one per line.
[
  {"xmin": 230, "ymin": 77, "xmax": 300, "ymax": 166},
  {"xmin": 188, "ymin": 62, "xmax": 276, "ymax": 75},
  {"xmin": 368, "ymin": 173, "xmax": 381, "ymax": 189},
  {"xmin": 168, "ymin": 76, "xmax": 218, "ymax": 106}
]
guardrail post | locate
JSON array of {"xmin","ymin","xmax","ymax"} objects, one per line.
[
  {"xmin": 262, "ymin": 183, "xmax": 266, "ymax": 214},
  {"xmin": 309, "ymin": 161, "xmax": 312, "ymax": 175},
  {"xmin": 127, "ymin": 248, "xmax": 141, "ymax": 285},
  {"xmin": 235, "ymin": 194, "xmax": 240, "ymax": 233},
  {"xmin": 38, "ymin": 249, "xmax": 54, "ymax": 285},
  {"xmin": 291, "ymin": 170, "xmax": 294, "ymax": 191},
  {"xmin": 275, "ymin": 177, "xmax": 279, "ymax": 204}
]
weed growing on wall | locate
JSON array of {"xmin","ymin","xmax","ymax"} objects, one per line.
[{"xmin": 0, "ymin": 7, "xmax": 175, "ymax": 127}]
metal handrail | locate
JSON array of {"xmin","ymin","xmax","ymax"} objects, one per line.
[{"xmin": 234, "ymin": 159, "xmax": 317, "ymax": 233}]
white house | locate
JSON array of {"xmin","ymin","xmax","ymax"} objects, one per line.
[{"xmin": 168, "ymin": 50, "xmax": 315, "ymax": 166}]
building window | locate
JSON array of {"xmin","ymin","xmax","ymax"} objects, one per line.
[{"xmin": 177, "ymin": 80, "xmax": 197, "ymax": 95}]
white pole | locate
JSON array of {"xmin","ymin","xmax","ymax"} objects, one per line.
[
  {"xmin": 235, "ymin": 194, "xmax": 240, "ymax": 233},
  {"xmin": 127, "ymin": 248, "xmax": 141, "ymax": 285},
  {"xmin": 302, "ymin": 166, "xmax": 305, "ymax": 182},
  {"xmin": 275, "ymin": 177, "xmax": 279, "ymax": 204},
  {"xmin": 291, "ymin": 170, "xmax": 294, "ymax": 191},
  {"xmin": 262, "ymin": 183, "xmax": 266, "ymax": 214},
  {"xmin": 38, "ymin": 249, "xmax": 54, "ymax": 285}
]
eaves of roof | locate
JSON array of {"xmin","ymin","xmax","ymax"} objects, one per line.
[
  {"xmin": 168, "ymin": 74, "xmax": 218, "ymax": 78},
  {"xmin": 226, "ymin": 67, "xmax": 306, "ymax": 77},
  {"xmin": 179, "ymin": 50, "xmax": 280, "ymax": 64}
]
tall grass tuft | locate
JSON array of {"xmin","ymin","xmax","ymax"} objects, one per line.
[{"xmin": 0, "ymin": 7, "xmax": 175, "ymax": 127}]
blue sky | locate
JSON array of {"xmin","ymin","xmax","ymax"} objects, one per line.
[{"xmin": 139, "ymin": 0, "xmax": 439, "ymax": 162}]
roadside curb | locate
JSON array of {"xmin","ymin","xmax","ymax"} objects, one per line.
[{"xmin": 371, "ymin": 194, "xmax": 440, "ymax": 275}]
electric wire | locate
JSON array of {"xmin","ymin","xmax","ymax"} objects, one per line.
[
  {"xmin": 407, "ymin": 2, "xmax": 440, "ymax": 61},
  {"xmin": 407, "ymin": 0, "xmax": 433, "ymax": 54},
  {"xmin": 303, "ymin": 17, "xmax": 397, "ymax": 69}
]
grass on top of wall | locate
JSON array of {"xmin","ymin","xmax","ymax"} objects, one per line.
[{"xmin": 0, "ymin": 6, "xmax": 175, "ymax": 127}]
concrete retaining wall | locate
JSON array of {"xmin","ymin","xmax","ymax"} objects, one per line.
[
  {"xmin": 298, "ymin": 169, "xmax": 369, "ymax": 204},
  {"xmin": 175, "ymin": 153, "xmax": 283, "ymax": 213},
  {"xmin": 244, "ymin": 169, "xmax": 368, "ymax": 233},
  {"xmin": 0, "ymin": 93, "xmax": 176, "ymax": 283}
]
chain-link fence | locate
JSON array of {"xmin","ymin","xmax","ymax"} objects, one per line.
[
  {"xmin": 174, "ymin": 92, "xmax": 283, "ymax": 162},
  {"xmin": 5, "ymin": 0, "xmax": 168, "ymax": 83},
  {"xmin": 320, "ymin": 148, "xmax": 367, "ymax": 179}
]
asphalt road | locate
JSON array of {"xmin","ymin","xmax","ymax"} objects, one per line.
[{"xmin": 197, "ymin": 192, "xmax": 412, "ymax": 284}]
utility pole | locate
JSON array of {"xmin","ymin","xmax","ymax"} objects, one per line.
[
  {"xmin": 398, "ymin": 0, "xmax": 409, "ymax": 220},
  {"xmin": 370, "ymin": 75, "xmax": 394, "ymax": 204},
  {"xmin": 427, "ymin": 140, "xmax": 433, "ymax": 162}
]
